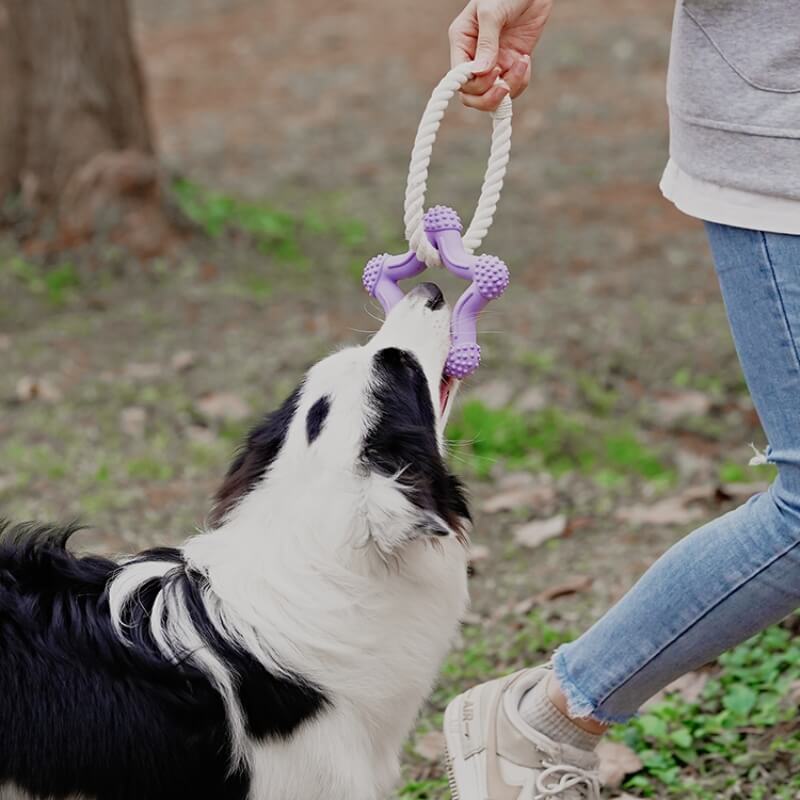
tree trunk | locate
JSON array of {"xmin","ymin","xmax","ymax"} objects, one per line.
[{"xmin": 0, "ymin": 0, "xmax": 175, "ymax": 255}]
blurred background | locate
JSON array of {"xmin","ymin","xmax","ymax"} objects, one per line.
[{"xmin": 1, "ymin": 1, "xmax": 798, "ymax": 797}]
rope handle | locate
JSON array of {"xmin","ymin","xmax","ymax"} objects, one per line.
[{"xmin": 403, "ymin": 61, "xmax": 513, "ymax": 268}]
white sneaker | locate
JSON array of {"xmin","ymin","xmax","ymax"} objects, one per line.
[{"xmin": 443, "ymin": 667, "xmax": 601, "ymax": 800}]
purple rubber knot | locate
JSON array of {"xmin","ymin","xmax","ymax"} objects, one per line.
[
  {"xmin": 362, "ymin": 205, "xmax": 509, "ymax": 380},
  {"xmin": 363, "ymin": 254, "xmax": 385, "ymax": 295},
  {"xmin": 423, "ymin": 205, "xmax": 463, "ymax": 233},
  {"xmin": 473, "ymin": 254, "xmax": 510, "ymax": 300},
  {"xmin": 445, "ymin": 343, "xmax": 481, "ymax": 379}
]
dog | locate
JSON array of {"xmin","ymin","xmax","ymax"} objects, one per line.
[{"xmin": 0, "ymin": 282, "xmax": 470, "ymax": 800}]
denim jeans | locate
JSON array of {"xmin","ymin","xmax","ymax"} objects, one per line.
[{"xmin": 553, "ymin": 223, "xmax": 800, "ymax": 723}]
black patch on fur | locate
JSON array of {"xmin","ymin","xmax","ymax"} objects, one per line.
[
  {"xmin": 210, "ymin": 385, "xmax": 302, "ymax": 526},
  {"xmin": 306, "ymin": 395, "xmax": 331, "ymax": 444},
  {"xmin": 362, "ymin": 348, "xmax": 470, "ymax": 538},
  {"xmin": 0, "ymin": 520, "xmax": 327, "ymax": 800}
]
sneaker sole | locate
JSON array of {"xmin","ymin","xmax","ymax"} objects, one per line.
[{"xmin": 443, "ymin": 695, "xmax": 485, "ymax": 800}]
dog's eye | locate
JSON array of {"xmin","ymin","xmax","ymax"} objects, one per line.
[{"xmin": 306, "ymin": 396, "xmax": 331, "ymax": 444}]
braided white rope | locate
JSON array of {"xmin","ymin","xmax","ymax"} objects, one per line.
[{"xmin": 404, "ymin": 62, "xmax": 513, "ymax": 268}]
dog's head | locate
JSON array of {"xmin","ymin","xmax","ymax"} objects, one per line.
[{"xmin": 208, "ymin": 283, "xmax": 470, "ymax": 557}]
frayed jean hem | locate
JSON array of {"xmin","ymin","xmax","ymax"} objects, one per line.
[{"xmin": 552, "ymin": 645, "xmax": 636, "ymax": 725}]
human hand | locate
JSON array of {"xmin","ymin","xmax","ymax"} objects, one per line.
[{"xmin": 449, "ymin": 0, "xmax": 553, "ymax": 110}]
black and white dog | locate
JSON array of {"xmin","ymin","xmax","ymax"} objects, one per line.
[{"xmin": 0, "ymin": 283, "xmax": 470, "ymax": 800}]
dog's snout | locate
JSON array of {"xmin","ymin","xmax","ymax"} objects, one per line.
[{"xmin": 409, "ymin": 282, "xmax": 445, "ymax": 310}]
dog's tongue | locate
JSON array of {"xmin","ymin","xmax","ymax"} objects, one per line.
[{"xmin": 439, "ymin": 376, "xmax": 453, "ymax": 414}]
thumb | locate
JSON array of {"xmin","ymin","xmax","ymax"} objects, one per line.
[{"xmin": 473, "ymin": 8, "xmax": 501, "ymax": 73}]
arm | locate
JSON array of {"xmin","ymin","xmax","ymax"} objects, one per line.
[{"xmin": 449, "ymin": 0, "xmax": 554, "ymax": 110}]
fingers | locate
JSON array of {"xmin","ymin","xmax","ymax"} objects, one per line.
[
  {"xmin": 473, "ymin": 5, "xmax": 501, "ymax": 73},
  {"xmin": 449, "ymin": 1, "xmax": 478, "ymax": 68},
  {"xmin": 458, "ymin": 52, "xmax": 528, "ymax": 111},
  {"xmin": 460, "ymin": 81, "xmax": 510, "ymax": 112},
  {"xmin": 501, "ymin": 54, "xmax": 531, "ymax": 99},
  {"xmin": 461, "ymin": 66, "xmax": 501, "ymax": 97}
]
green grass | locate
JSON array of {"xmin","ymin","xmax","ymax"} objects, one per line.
[
  {"xmin": 2, "ymin": 256, "xmax": 81, "ymax": 305},
  {"xmin": 172, "ymin": 178, "xmax": 367, "ymax": 267},
  {"xmin": 612, "ymin": 617, "xmax": 800, "ymax": 798},
  {"xmin": 398, "ymin": 617, "xmax": 800, "ymax": 800},
  {"xmin": 718, "ymin": 460, "xmax": 777, "ymax": 485},
  {"xmin": 448, "ymin": 400, "xmax": 674, "ymax": 486}
]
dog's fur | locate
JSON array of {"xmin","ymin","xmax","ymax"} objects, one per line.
[{"xmin": 0, "ymin": 285, "xmax": 470, "ymax": 800}]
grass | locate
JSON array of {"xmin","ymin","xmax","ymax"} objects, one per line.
[
  {"xmin": 447, "ymin": 400, "xmax": 674, "ymax": 487},
  {"xmin": 1, "ymin": 255, "xmax": 81, "ymax": 305},
  {"xmin": 613, "ymin": 616, "xmax": 800, "ymax": 799},
  {"xmin": 172, "ymin": 178, "xmax": 368, "ymax": 266},
  {"xmin": 397, "ymin": 617, "xmax": 800, "ymax": 800}
]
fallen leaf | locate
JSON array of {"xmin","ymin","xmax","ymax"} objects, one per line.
[
  {"xmin": 535, "ymin": 575, "xmax": 593, "ymax": 602},
  {"xmin": 466, "ymin": 379, "xmax": 514, "ymax": 410},
  {"xmin": 512, "ymin": 596, "xmax": 537, "ymax": 616},
  {"xmin": 513, "ymin": 514, "xmax": 567, "ymax": 549},
  {"xmin": 15, "ymin": 376, "xmax": 61, "ymax": 402},
  {"xmin": 196, "ymin": 392, "xmax": 250, "ymax": 422},
  {"xmin": 642, "ymin": 670, "xmax": 710, "ymax": 710},
  {"xmin": 497, "ymin": 471, "xmax": 537, "ymax": 490},
  {"xmin": 171, "ymin": 350, "xmax": 196, "ymax": 372},
  {"xmin": 468, "ymin": 544, "xmax": 490, "ymax": 564},
  {"xmin": 413, "ymin": 731, "xmax": 446, "ymax": 761},
  {"xmin": 596, "ymin": 741, "xmax": 642, "ymax": 788},
  {"xmin": 515, "ymin": 386, "xmax": 547, "ymax": 413},
  {"xmin": 665, "ymin": 670, "xmax": 709, "ymax": 703},
  {"xmin": 123, "ymin": 362, "xmax": 162, "ymax": 381},
  {"xmin": 719, "ymin": 482, "xmax": 768, "ymax": 501},
  {"xmin": 653, "ymin": 390, "xmax": 711, "ymax": 425},
  {"xmin": 120, "ymin": 406, "xmax": 147, "ymax": 437},
  {"xmin": 186, "ymin": 425, "xmax": 217, "ymax": 445},
  {"xmin": 615, "ymin": 495, "xmax": 705, "ymax": 527},
  {"xmin": 482, "ymin": 483, "xmax": 556, "ymax": 514}
]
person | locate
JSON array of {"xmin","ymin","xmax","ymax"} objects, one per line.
[{"xmin": 443, "ymin": 1, "xmax": 800, "ymax": 798}]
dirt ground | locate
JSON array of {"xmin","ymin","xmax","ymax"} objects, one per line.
[{"xmin": 2, "ymin": 0, "xmax": 795, "ymax": 797}]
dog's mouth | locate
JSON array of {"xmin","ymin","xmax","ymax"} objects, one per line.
[{"xmin": 439, "ymin": 373, "xmax": 457, "ymax": 419}]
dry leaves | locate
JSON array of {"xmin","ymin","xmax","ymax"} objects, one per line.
[
  {"xmin": 513, "ymin": 514, "xmax": 567, "ymax": 549},
  {"xmin": 171, "ymin": 350, "xmax": 197, "ymax": 372},
  {"xmin": 535, "ymin": 575, "xmax": 593, "ymax": 602},
  {"xmin": 516, "ymin": 385, "xmax": 547, "ymax": 413},
  {"xmin": 413, "ymin": 730, "xmax": 446, "ymax": 761},
  {"xmin": 653, "ymin": 390, "xmax": 711, "ymax": 425},
  {"xmin": 15, "ymin": 375, "xmax": 61, "ymax": 402},
  {"xmin": 196, "ymin": 392, "xmax": 250, "ymax": 422},
  {"xmin": 643, "ymin": 670, "xmax": 710, "ymax": 709},
  {"xmin": 482, "ymin": 482, "xmax": 556, "ymax": 514},
  {"xmin": 617, "ymin": 480, "xmax": 770, "ymax": 528},
  {"xmin": 596, "ymin": 740, "xmax": 643, "ymax": 788},
  {"xmin": 616, "ymin": 491, "xmax": 706, "ymax": 527},
  {"xmin": 123, "ymin": 362, "xmax": 163, "ymax": 381},
  {"xmin": 468, "ymin": 544, "xmax": 490, "ymax": 564},
  {"xmin": 465, "ymin": 379, "xmax": 514, "ymax": 410},
  {"xmin": 120, "ymin": 406, "xmax": 147, "ymax": 437}
]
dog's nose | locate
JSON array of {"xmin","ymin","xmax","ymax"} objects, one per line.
[{"xmin": 409, "ymin": 282, "xmax": 445, "ymax": 310}]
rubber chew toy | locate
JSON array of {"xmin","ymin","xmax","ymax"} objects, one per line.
[
  {"xmin": 363, "ymin": 206, "xmax": 509, "ymax": 378},
  {"xmin": 362, "ymin": 62, "xmax": 512, "ymax": 379}
]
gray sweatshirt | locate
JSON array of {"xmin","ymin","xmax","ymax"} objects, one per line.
[{"xmin": 668, "ymin": 1, "xmax": 800, "ymax": 200}]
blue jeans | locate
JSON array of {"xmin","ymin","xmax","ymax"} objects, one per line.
[{"xmin": 553, "ymin": 223, "xmax": 800, "ymax": 723}]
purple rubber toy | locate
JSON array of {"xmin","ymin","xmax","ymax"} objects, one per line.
[{"xmin": 362, "ymin": 205, "xmax": 509, "ymax": 379}]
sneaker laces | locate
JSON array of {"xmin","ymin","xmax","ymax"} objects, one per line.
[{"xmin": 528, "ymin": 761, "xmax": 601, "ymax": 799}]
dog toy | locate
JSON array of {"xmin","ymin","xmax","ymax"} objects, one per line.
[{"xmin": 362, "ymin": 62, "xmax": 513, "ymax": 379}]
